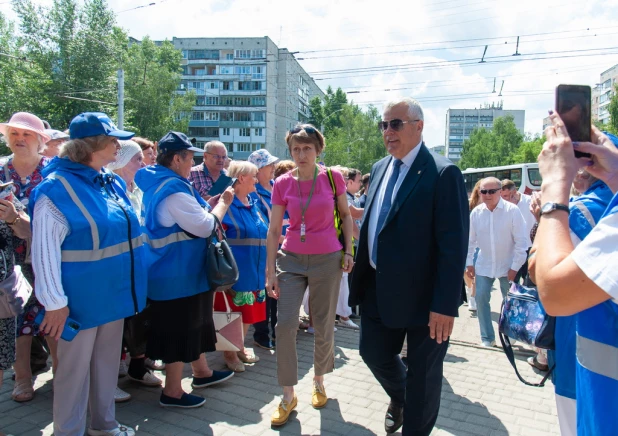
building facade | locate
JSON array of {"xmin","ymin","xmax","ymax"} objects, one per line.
[
  {"xmin": 445, "ymin": 107, "xmax": 525, "ymax": 162},
  {"xmin": 429, "ymin": 145, "xmax": 445, "ymax": 155},
  {"xmin": 172, "ymin": 37, "xmax": 324, "ymax": 160},
  {"xmin": 592, "ymin": 64, "xmax": 618, "ymax": 125},
  {"xmin": 542, "ymin": 115, "xmax": 552, "ymax": 131}
]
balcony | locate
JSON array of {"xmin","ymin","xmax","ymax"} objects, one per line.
[{"xmin": 188, "ymin": 120, "xmax": 220, "ymax": 127}]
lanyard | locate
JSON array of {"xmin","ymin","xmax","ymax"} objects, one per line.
[{"xmin": 296, "ymin": 165, "xmax": 318, "ymax": 242}]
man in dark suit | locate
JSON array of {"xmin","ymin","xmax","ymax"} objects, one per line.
[{"xmin": 349, "ymin": 98, "xmax": 469, "ymax": 435}]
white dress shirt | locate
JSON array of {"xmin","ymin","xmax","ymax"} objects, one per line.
[
  {"xmin": 466, "ymin": 197, "xmax": 528, "ymax": 278},
  {"xmin": 368, "ymin": 140, "xmax": 422, "ymax": 268},
  {"xmin": 515, "ymin": 193, "xmax": 536, "ymax": 248}
]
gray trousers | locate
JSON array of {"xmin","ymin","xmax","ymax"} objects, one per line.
[
  {"xmin": 53, "ymin": 319, "xmax": 123, "ymax": 436},
  {"xmin": 275, "ymin": 250, "xmax": 343, "ymax": 386}
]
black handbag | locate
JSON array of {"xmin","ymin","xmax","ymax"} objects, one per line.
[{"xmin": 206, "ymin": 215, "xmax": 239, "ymax": 292}]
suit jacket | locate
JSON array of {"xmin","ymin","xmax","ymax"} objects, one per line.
[{"xmin": 349, "ymin": 144, "xmax": 469, "ymax": 328}]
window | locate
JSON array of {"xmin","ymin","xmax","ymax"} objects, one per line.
[
  {"xmin": 234, "ymin": 66, "xmax": 251, "ymax": 75},
  {"xmin": 252, "ymin": 112, "xmax": 265, "ymax": 121},
  {"xmin": 235, "ymin": 50, "xmax": 251, "ymax": 59},
  {"xmin": 239, "ymin": 128, "xmax": 251, "ymax": 137},
  {"xmin": 188, "ymin": 49, "xmax": 219, "ymax": 60},
  {"xmin": 254, "ymin": 128, "xmax": 263, "ymax": 136},
  {"xmin": 195, "ymin": 69, "xmax": 205, "ymax": 76},
  {"xmin": 251, "ymin": 97, "xmax": 265, "ymax": 106},
  {"xmin": 234, "ymin": 97, "xmax": 251, "ymax": 106},
  {"xmin": 191, "ymin": 112, "xmax": 204, "ymax": 121},
  {"xmin": 181, "ymin": 66, "xmax": 189, "ymax": 75},
  {"xmin": 221, "ymin": 128, "xmax": 231, "ymax": 136},
  {"xmin": 252, "ymin": 65, "xmax": 265, "ymax": 79},
  {"xmin": 238, "ymin": 81, "xmax": 262, "ymax": 91},
  {"xmin": 188, "ymin": 127, "xmax": 219, "ymax": 137},
  {"xmin": 205, "ymin": 112, "xmax": 219, "ymax": 121},
  {"xmin": 528, "ymin": 168, "xmax": 542, "ymax": 187},
  {"xmin": 205, "ymin": 97, "xmax": 219, "ymax": 105},
  {"xmin": 234, "ymin": 112, "xmax": 251, "ymax": 122},
  {"xmin": 222, "ymin": 81, "xmax": 232, "ymax": 90},
  {"xmin": 221, "ymin": 112, "xmax": 233, "ymax": 121},
  {"xmin": 235, "ymin": 143, "xmax": 259, "ymax": 152},
  {"xmin": 208, "ymin": 81, "xmax": 218, "ymax": 89},
  {"xmin": 181, "ymin": 50, "xmax": 188, "ymax": 59},
  {"xmin": 251, "ymin": 49, "xmax": 265, "ymax": 58},
  {"xmin": 220, "ymin": 66, "xmax": 233, "ymax": 75},
  {"xmin": 226, "ymin": 53, "xmax": 234, "ymax": 60}
]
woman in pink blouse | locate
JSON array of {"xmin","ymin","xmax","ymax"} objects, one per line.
[{"xmin": 266, "ymin": 124, "xmax": 354, "ymax": 426}]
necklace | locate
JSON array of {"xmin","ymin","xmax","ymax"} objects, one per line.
[{"xmin": 296, "ymin": 165, "xmax": 318, "ymax": 242}]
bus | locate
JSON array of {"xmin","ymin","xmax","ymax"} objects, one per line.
[{"xmin": 461, "ymin": 163, "xmax": 541, "ymax": 196}]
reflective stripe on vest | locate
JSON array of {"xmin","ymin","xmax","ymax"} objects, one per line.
[
  {"xmin": 577, "ymin": 334, "xmax": 618, "ymax": 381},
  {"xmin": 257, "ymin": 193, "xmax": 271, "ymax": 220},
  {"xmin": 55, "ymin": 175, "xmax": 100, "ymax": 250},
  {"xmin": 573, "ymin": 202, "xmax": 596, "ymax": 228},
  {"xmin": 62, "ymin": 236, "xmax": 144, "ymax": 262}
]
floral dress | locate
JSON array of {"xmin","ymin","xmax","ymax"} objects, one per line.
[
  {"xmin": 0, "ymin": 156, "xmax": 50, "ymax": 337},
  {"xmin": 0, "ymin": 198, "xmax": 26, "ymax": 369}
]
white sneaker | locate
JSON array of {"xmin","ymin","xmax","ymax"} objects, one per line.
[
  {"xmin": 338, "ymin": 318, "xmax": 359, "ymax": 329},
  {"xmin": 144, "ymin": 358, "xmax": 165, "ymax": 371},
  {"xmin": 114, "ymin": 387, "xmax": 131, "ymax": 403},
  {"xmin": 129, "ymin": 370, "xmax": 162, "ymax": 387},
  {"xmin": 118, "ymin": 361, "xmax": 128, "ymax": 378},
  {"xmin": 480, "ymin": 340, "xmax": 496, "ymax": 348},
  {"xmin": 87, "ymin": 424, "xmax": 135, "ymax": 436}
]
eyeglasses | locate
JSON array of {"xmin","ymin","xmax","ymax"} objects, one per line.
[
  {"xmin": 206, "ymin": 152, "xmax": 227, "ymax": 160},
  {"xmin": 480, "ymin": 188, "xmax": 500, "ymax": 195},
  {"xmin": 289, "ymin": 125, "xmax": 317, "ymax": 135},
  {"xmin": 378, "ymin": 119, "xmax": 420, "ymax": 132}
]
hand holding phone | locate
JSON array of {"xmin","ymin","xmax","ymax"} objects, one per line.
[
  {"xmin": 555, "ymin": 84, "xmax": 592, "ymax": 158},
  {"xmin": 35, "ymin": 307, "xmax": 81, "ymax": 341}
]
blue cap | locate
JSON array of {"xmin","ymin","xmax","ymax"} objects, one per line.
[
  {"xmin": 69, "ymin": 112, "xmax": 134, "ymax": 140},
  {"xmin": 157, "ymin": 131, "xmax": 203, "ymax": 154}
]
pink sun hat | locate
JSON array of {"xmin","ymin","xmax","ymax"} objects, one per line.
[{"xmin": 0, "ymin": 112, "xmax": 51, "ymax": 143}]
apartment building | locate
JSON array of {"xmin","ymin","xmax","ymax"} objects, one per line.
[
  {"xmin": 444, "ymin": 106, "xmax": 525, "ymax": 162},
  {"xmin": 592, "ymin": 64, "xmax": 618, "ymax": 125},
  {"xmin": 172, "ymin": 37, "xmax": 324, "ymax": 160}
]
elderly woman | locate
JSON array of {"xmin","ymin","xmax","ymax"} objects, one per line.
[
  {"xmin": 213, "ymin": 160, "xmax": 269, "ymax": 372},
  {"xmin": 266, "ymin": 124, "xmax": 354, "ymax": 426},
  {"xmin": 42, "ymin": 129, "xmax": 70, "ymax": 158},
  {"xmin": 135, "ymin": 131, "xmax": 234, "ymax": 409},
  {"xmin": 247, "ymin": 149, "xmax": 279, "ymax": 351},
  {"xmin": 133, "ymin": 137, "xmax": 156, "ymax": 166},
  {"xmin": 107, "ymin": 140, "xmax": 160, "ymax": 402},
  {"xmin": 0, "ymin": 188, "xmax": 33, "ymax": 391},
  {"xmin": 0, "ymin": 111, "xmax": 54, "ymax": 403},
  {"xmin": 30, "ymin": 112, "xmax": 147, "ymax": 436}
]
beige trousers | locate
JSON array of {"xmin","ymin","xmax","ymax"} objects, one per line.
[
  {"xmin": 275, "ymin": 249, "xmax": 343, "ymax": 386},
  {"xmin": 53, "ymin": 319, "xmax": 123, "ymax": 436}
]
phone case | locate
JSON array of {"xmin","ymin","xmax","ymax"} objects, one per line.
[{"xmin": 34, "ymin": 311, "xmax": 82, "ymax": 342}]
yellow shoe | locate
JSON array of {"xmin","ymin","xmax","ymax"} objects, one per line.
[
  {"xmin": 271, "ymin": 395, "xmax": 298, "ymax": 427},
  {"xmin": 312, "ymin": 382, "xmax": 328, "ymax": 409}
]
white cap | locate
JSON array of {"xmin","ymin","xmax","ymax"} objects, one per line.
[{"xmin": 107, "ymin": 140, "xmax": 142, "ymax": 170}]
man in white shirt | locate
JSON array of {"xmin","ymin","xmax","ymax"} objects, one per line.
[{"xmin": 466, "ymin": 177, "xmax": 528, "ymax": 347}]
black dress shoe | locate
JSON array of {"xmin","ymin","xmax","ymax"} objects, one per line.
[{"xmin": 385, "ymin": 400, "xmax": 404, "ymax": 434}]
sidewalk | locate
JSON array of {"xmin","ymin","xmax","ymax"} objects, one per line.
[{"xmin": 0, "ymin": 286, "xmax": 559, "ymax": 435}]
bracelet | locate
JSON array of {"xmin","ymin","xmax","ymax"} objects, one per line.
[
  {"xmin": 6, "ymin": 215, "xmax": 20, "ymax": 226},
  {"xmin": 344, "ymin": 253, "xmax": 354, "ymax": 258}
]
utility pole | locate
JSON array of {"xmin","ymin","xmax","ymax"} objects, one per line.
[{"xmin": 117, "ymin": 69, "xmax": 125, "ymax": 129}]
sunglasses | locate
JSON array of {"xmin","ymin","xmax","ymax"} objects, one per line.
[
  {"xmin": 378, "ymin": 119, "xmax": 420, "ymax": 132},
  {"xmin": 480, "ymin": 188, "xmax": 500, "ymax": 195},
  {"xmin": 289, "ymin": 126, "xmax": 317, "ymax": 135}
]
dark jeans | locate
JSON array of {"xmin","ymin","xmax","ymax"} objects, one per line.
[
  {"xmin": 359, "ymin": 269, "xmax": 448, "ymax": 436},
  {"xmin": 253, "ymin": 295, "xmax": 277, "ymax": 342}
]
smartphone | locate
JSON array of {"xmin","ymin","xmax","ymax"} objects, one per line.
[
  {"xmin": 208, "ymin": 175, "xmax": 236, "ymax": 196},
  {"xmin": 555, "ymin": 84, "xmax": 592, "ymax": 158},
  {"xmin": 0, "ymin": 181, "xmax": 14, "ymax": 202},
  {"xmin": 34, "ymin": 310, "xmax": 82, "ymax": 342}
]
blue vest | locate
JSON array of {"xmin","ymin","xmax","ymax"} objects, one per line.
[
  {"xmin": 549, "ymin": 181, "xmax": 614, "ymax": 400},
  {"xmin": 250, "ymin": 182, "xmax": 273, "ymax": 224},
  {"xmin": 136, "ymin": 165, "xmax": 210, "ymax": 301},
  {"xmin": 29, "ymin": 158, "xmax": 147, "ymax": 330},
  {"xmin": 575, "ymin": 191, "xmax": 618, "ymax": 436},
  {"xmin": 222, "ymin": 196, "xmax": 268, "ymax": 292}
]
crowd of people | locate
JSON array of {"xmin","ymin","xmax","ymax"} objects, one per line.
[{"xmin": 0, "ymin": 95, "xmax": 616, "ymax": 436}]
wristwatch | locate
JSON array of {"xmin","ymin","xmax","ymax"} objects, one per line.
[{"xmin": 540, "ymin": 202, "xmax": 569, "ymax": 216}]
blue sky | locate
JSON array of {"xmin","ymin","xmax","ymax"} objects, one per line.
[{"xmin": 3, "ymin": 0, "xmax": 618, "ymax": 146}]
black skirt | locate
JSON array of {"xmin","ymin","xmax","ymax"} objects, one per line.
[{"xmin": 146, "ymin": 291, "xmax": 217, "ymax": 364}]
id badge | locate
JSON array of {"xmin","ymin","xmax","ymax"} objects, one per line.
[{"xmin": 300, "ymin": 222, "xmax": 306, "ymax": 242}]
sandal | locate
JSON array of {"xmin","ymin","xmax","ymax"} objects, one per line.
[
  {"xmin": 12, "ymin": 378, "xmax": 34, "ymax": 402},
  {"xmin": 237, "ymin": 349, "xmax": 260, "ymax": 364},
  {"xmin": 527, "ymin": 356, "xmax": 549, "ymax": 372}
]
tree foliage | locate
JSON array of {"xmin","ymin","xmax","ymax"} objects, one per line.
[
  {"xmin": 0, "ymin": 0, "xmax": 192, "ymax": 140},
  {"xmin": 607, "ymin": 83, "xmax": 618, "ymax": 135}
]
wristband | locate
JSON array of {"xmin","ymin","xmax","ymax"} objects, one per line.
[
  {"xmin": 344, "ymin": 253, "xmax": 354, "ymax": 258},
  {"xmin": 6, "ymin": 215, "xmax": 20, "ymax": 226}
]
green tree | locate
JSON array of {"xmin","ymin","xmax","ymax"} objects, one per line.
[
  {"xmin": 458, "ymin": 115, "xmax": 525, "ymax": 170},
  {"xmin": 308, "ymin": 96, "xmax": 324, "ymax": 130},
  {"xmin": 607, "ymin": 83, "xmax": 618, "ymax": 135},
  {"xmin": 122, "ymin": 37, "xmax": 195, "ymax": 140},
  {"xmin": 511, "ymin": 135, "xmax": 544, "ymax": 164}
]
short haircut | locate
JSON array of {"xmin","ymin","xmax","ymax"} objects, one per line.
[
  {"xmin": 156, "ymin": 149, "xmax": 189, "ymax": 168},
  {"xmin": 347, "ymin": 168, "xmax": 361, "ymax": 181},
  {"xmin": 361, "ymin": 173, "xmax": 370, "ymax": 187},
  {"xmin": 227, "ymin": 160, "xmax": 258, "ymax": 178},
  {"xmin": 383, "ymin": 97, "xmax": 424, "ymax": 121},
  {"xmin": 480, "ymin": 177, "xmax": 502, "ymax": 188},
  {"xmin": 285, "ymin": 124, "xmax": 325, "ymax": 154},
  {"xmin": 274, "ymin": 160, "xmax": 295, "ymax": 179},
  {"xmin": 204, "ymin": 140, "xmax": 226, "ymax": 154},
  {"xmin": 133, "ymin": 136, "xmax": 154, "ymax": 151},
  {"xmin": 331, "ymin": 165, "xmax": 349, "ymax": 178},
  {"xmin": 501, "ymin": 179, "xmax": 516, "ymax": 191},
  {"xmin": 60, "ymin": 135, "xmax": 112, "ymax": 165}
]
